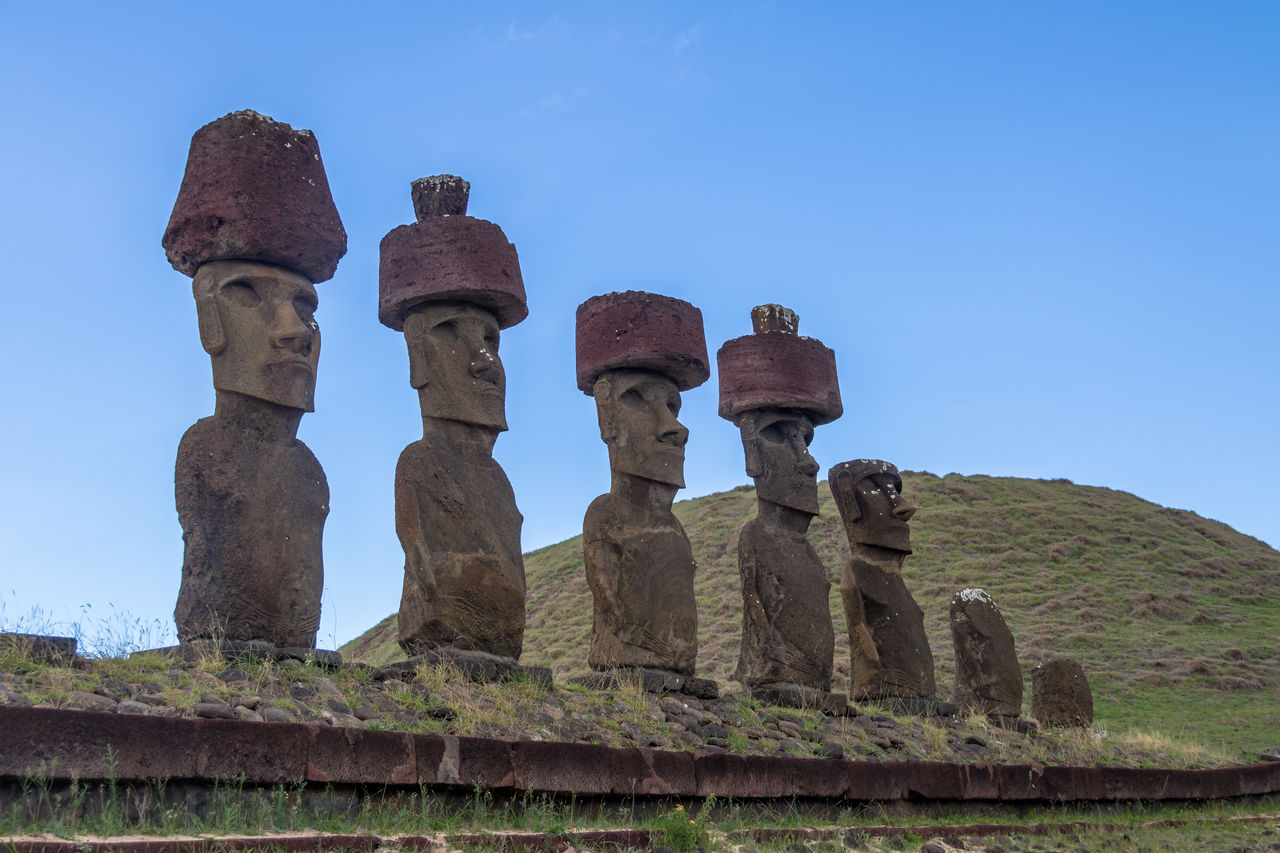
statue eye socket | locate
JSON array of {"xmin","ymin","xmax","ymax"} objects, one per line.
[
  {"xmin": 293, "ymin": 295, "xmax": 317, "ymax": 324},
  {"xmin": 759, "ymin": 423, "xmax": 785, "ymax": 443},
  {"xmin": 666, "ymin": 395, "xmax": 680, "ymax": 416},
  {"xmin": 431, "ymin": 320, "xmax": 460, "ymax": 341},
  {"xmin": 803, "ymin": 428, "xmax": 815, "ymax": 447},
  {"xmin": 619, "ymin": 388, "xmax": 644, "ymax": 408},
  {"xmin": 222, "ymin": 281, "xmax": 261, "ymax": 308}
]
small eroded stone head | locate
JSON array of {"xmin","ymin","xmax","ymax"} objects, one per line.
[
  {"xmin": 829, "ymin": 459, "xmax": 916, "ymax": 552},
  {"xmin": 738, "ymin": 408, "xmax": 820, "ymax": 515},
  {"xmin": 194, "ymin": 259, "xmax": 320, "ymax": 411},
  {"xmin": 593, "ymin": 368, "xmax": 689, "ymax": 487},
  {"xmin": 404, "ymin": 301, "xmax": 506, "ymax": 431}
]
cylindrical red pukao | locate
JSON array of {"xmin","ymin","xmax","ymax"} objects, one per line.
[
  {"xmin": 717, "ymin": 305, "xmax": 842, "ymax": 424},
  {"xmin": 378, "ymin": 175, "xmax": 527, "ymax": 332},
  {"xmin": 575, "ymin": 291, "xmax": 710, "ymax": 394},
  {"xmin": 163, "ymin": 110, "xmax": 347, "ymax": 283}
]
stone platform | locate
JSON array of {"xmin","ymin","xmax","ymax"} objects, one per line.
[
  {"xmin": 570, "ymin": 666, "xmax": 720, "ymax": 699},
  {"xmin": 138, "ymin": 639, "xmax": 343, "ymax": 669},
  {"xmin": 377, "ymin": 647, "xmax": 553, "ymax": 688}
]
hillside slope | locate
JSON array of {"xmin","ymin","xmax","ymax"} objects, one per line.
[{"xmin": 342, "ymin": 473, "xmax": 1280, "ymax": 752}]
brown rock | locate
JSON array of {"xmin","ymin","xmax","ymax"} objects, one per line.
[
  {"xmin": 950, "ymin": 588, "xmax": 1022, "ymax": 717},
  {"xmin": 830, "ymin": 459, "xmax": 937, "ymax": 701},
  {"xmin": 575, "ymin": 291, "xmax": 709, "ymax": 393},
  {"xmin": 382, "ymin": 181, "xmax": 528, "ymax": 661},
  {"xmin": 378, "ymin": 176, "xmax": 526, "ymax": 332},
  {"xmin": 412, "ymin": 173, "xmax": 471, "ymax": 219},
  {"xmin": 578, "ymin": 292, "xmax": 708, "ymax": 675},
  {"xmin": 67, "ymin": 691, "xmax": 118, "ymax": 713},
  {"xmin": 163, "ymin": 110, "xmax": 346, "ymax": 282},
  {"xmin": 1031, "ymin": 656, "xmax": 1094, "ymax": 728}
]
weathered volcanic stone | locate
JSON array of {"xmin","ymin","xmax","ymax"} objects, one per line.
[
  {"xmin": 1031, "ymin": 656, "xmax": 1094, "ymax": 728},
  {"xmin": 578, "ymin": 292, "xmax": 709, "ymax": 677},
  {"xmin": 575, "ymin": 291, "xmax": 709, "ymax": 393},
  {"xmin": 395, "ymin": 428, "xmax": 525, "ymax": 659},
  {"xmin": 950, "ymin": 588, "xmax": 1022, "ymax": 717},
  {"xmin": 583, "ymin": 480, "xmax": 699, "ymax": 674},
  {"xmin": 379, "ymin": 175, "xmax": 526, "ymax": 332},
  {"xmin": 0, "ymin": 633, "xmax": 76, "ymax": 663},
  {"xmin": 382, "ymin": 179, "xmax": 528, "ymax": 662},
  {"xmin": 717, "ymin": 304, "xmax": 842, "ymax": 424},
  {"xmin": 163, "ymin": 110, "xmax": 346, "ymax": 283},
  {"xmin": 174, "ymin": 403, "xmax": 327, "ymax": 647},
  {"xmin": 733, "ymin": 517, "xmax": 834, "ymax": 690},
  {"xmin": 412, "ymin": 174, "xmax": 471, "ymax": 220},
  {"xmin": 830, "ymin": 460, "xmax": 937, "ymax": 702}
]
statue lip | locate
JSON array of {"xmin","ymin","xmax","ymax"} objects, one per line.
[{"xmin": 269, "ymin": 356, "xmax": 315, "ymax": 373}]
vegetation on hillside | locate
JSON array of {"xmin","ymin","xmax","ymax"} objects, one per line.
[{"xmin": 342, "ymin": 473, "xmax": 1280, "ymax": 755}]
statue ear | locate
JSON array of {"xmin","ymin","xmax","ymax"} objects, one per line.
[
  {"xmin": 592, "ymin": 375, "xmax": 617, "ymax": 443},
  {"xmin": 192, "ymin": 270, "xmax": 225, "ymax": 355},
  {"xmin": 739, "ymin": 414, "xmax": 764, "ymax": 479},
  {"xmin": 833, "ymin": 468, "xmax": 862, "ymax": 522},
  {"xmin": 403, "ymin": 311, "xmax": 431, "ymax": 389}
]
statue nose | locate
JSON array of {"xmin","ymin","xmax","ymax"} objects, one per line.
[
  {"xmin": 658, "ymin": 409, "xmax": 688, "ymax": 446},
  {"xmin": 271, "ymin": 303, "xmax": 314, "ymax": 354},
  {"xmin": 470, "ymin": 346, "xmax": 498, "ymax": 376},
  {"xmin": 893, "ymin": 503, "xmax": 917, "ymax": 522}
]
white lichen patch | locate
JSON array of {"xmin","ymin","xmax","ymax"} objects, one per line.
[{"xmin": 955, "ymin": 587, "xmax": 996, "ymax": 609}]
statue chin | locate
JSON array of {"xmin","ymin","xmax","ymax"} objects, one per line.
[
  {"xmin": 610, "ymin": 449, "xmax": 685, "ymax": 489},
  {"xmin": 212, "ymin": 372, "xmax": 315, "ymax": 413},
  {"xmin": 755, "ymin": 479, "xmax": 819, "ymax": 516},
  {"xmin": 855, "ymin": 524, "xmax": 912, "ymax": 554}
]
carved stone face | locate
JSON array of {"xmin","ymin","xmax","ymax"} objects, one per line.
[
  {"xmin": 193, "ymin": 260, "xmax": 320, "ymax": 411},
  {"xmin": 404, "ymin": 302, "xmax": 506, "ymax": 430},
  {"xmin": 593, "ymin": 368, "xmax": 689, "ymax": 487},
  {"xmin": 740, "ymin": 409, "xmax": 819, "ymax": 515},
  {"xmin": 832, "ymin": 466, "xmax": 917, "ymax": 553}
]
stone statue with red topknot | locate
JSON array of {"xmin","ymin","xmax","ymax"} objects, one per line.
[
  {"xmin": 379, "ymin": 176, "xmax": 535, "ymax": 675},
  {"xmin": 717, "ymin": 305, "xmax": 845, "ymax": 711},
  {"xmin": 572, "ymin": 291, "xmax": 718, "ymax": 698}
]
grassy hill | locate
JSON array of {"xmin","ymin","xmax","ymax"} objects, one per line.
[{"xmin": 342, "ymin": 472, "xmax": 1280, "ymax": 754}]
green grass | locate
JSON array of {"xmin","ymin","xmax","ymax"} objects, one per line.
[
  {"xmin": 343, "ymin": 472, "xmax": 1280, "ymax": 756},
  {"xmin": 5, "ymin": 777, "xmax": 1277, "ymax": 852}
]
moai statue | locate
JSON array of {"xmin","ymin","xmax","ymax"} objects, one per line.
[
  {"xmin": 717, "ymin": 305, "xmax": 843, "ymax": 709},
  {"xmin": 574, "ymin": 291, "xmax": 717, "ymax": 698},
  {"xmin": 162, "ymin": 110, "xmax": 346, "ymax": 656},
  {"xmin": 950, "ymin": 588, "xmax": 1023, "ymax": 722},
  {"xmin": 379, "ymin": 175, "xmax": 535, "ymax": 674},
  {"xmin": 830, "ymin": 459, "xmax": 946, "ymax": 713},
  {"xmin": 1031, "ymin": 656, "xmax": 1093, "ymax": 728}
]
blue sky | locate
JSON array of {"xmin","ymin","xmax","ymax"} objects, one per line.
[{"xmin": 1, "ymin": 2, "xmax": 1276, "ymax": 651}]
